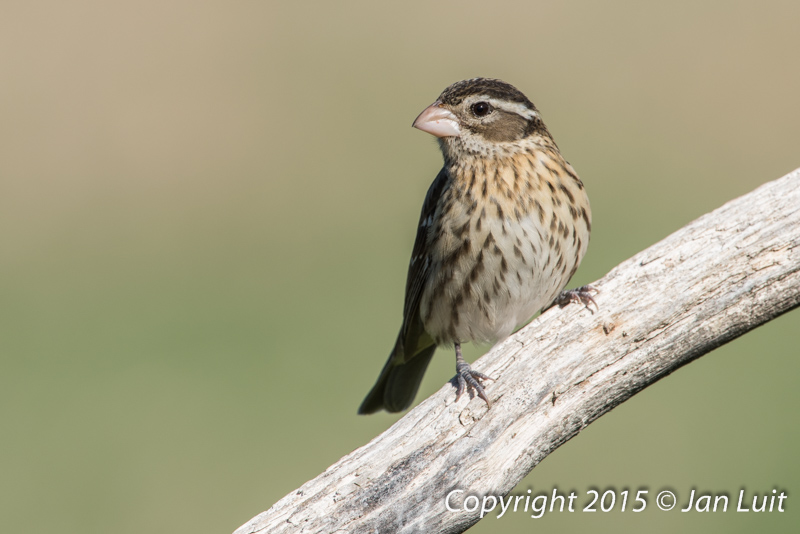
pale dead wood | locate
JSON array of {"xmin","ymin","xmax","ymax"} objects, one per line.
[{"xmin": 235, "ymin": 168, "xmax": 800, "ymax": 534}]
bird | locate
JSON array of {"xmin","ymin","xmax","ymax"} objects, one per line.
[{"xmin": 358, "ymin": 78, "xmax": 595, "ymax": 415}]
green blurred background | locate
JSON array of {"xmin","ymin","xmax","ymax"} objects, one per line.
[{"xmin": 1, "ymin": 1, "xmax": 798, "ymax": 533}]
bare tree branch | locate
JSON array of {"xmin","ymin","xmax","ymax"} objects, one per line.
[{"xmin": 235, "ymin": 168, "xmax": 800, "ymax": 534}]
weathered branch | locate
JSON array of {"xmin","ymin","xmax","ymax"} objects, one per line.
[{"xmin": 235, "ymin": 168, "xmax": 800, "ymax": 534}]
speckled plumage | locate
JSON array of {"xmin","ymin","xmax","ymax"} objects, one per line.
[{"xmin": 359, "ymin": 78, "xmax": 593, "ymax": 414}]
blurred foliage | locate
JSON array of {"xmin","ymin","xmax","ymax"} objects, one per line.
[{"xmin": 0, "ymin": 1, "xmax": 798, "ymax": 533}]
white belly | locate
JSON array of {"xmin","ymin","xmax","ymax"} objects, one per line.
[{"xmin": 420, "ymin": 210, "xmax": 581, "ymax": 345}]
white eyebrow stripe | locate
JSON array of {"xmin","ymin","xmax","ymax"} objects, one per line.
[{"xmin": 480, "ymin": 97, "xmax": 539, "ymax": 120}]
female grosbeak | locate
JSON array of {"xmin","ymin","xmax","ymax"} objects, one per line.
[{"xmin": 360, "ymin": 78, "xmax": 594, "ymax": 414}]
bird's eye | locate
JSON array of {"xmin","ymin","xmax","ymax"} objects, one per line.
[{"xmin": 471, "ymin": 101, "xmax": 491, "ymax": 117}]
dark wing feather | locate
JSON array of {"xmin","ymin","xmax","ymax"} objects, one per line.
[
  {"xmin": 357, "ymin": 169, "xmax": 450, "ymax": 414},
  {"xmin": 397, "ymin": 168, "xmax": 449, "ymax": 360}
]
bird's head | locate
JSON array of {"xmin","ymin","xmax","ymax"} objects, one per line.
[{"xmin": 412, "ymin": 78, "xmax": 551, "ymax": 161}]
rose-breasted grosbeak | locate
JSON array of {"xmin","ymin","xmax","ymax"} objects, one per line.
[{"xmin": 359, "ymin": 78, "xmax": 594, "ymax": 414}]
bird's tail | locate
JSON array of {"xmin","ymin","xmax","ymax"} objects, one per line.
[{"xmin": 358, "ymin": 335, "xmax": 436, "ymax": 414}]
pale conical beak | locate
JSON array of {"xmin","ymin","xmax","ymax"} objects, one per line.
[{"xmin": 412, "ymin": 101, "xmax": 460, "ymax": 138}]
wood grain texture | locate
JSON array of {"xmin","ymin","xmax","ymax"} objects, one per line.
[{"xmin": 235, "ymin": 168, "xmax": 800, "ymax": 534}]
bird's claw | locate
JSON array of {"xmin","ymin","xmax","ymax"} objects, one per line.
[
  {"xmin": 455, "ymin": 361, "xmax": 493, "ymax": 407},
  {"xmin": 553, "ymin": 284, "xmax": 599, "ymax": 313}
]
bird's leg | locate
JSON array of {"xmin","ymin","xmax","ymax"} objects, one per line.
[
  {"xmin": 454, "ymin": 342, "xmax": 493, "ymax": 407},
  {"xmin": 550, "ymin": 284, "xmax": 599, "ymax": 313}
]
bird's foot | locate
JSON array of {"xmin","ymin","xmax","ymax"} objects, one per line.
[
  {"xmin": 552, "ymin": 284, "xmax": 599, "ymax": 313},
  {"xmin": 456, "ymin": 363, "xmax": 493, "ymax": 407},
  {"xmin": 454, "ymin": 342, "xmax": 493, "ymax": 407}
]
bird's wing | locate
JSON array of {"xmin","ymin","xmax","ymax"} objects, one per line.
[{"xmin": 398, "ymin": 168, "xmax": 449, "ymax": 361}]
